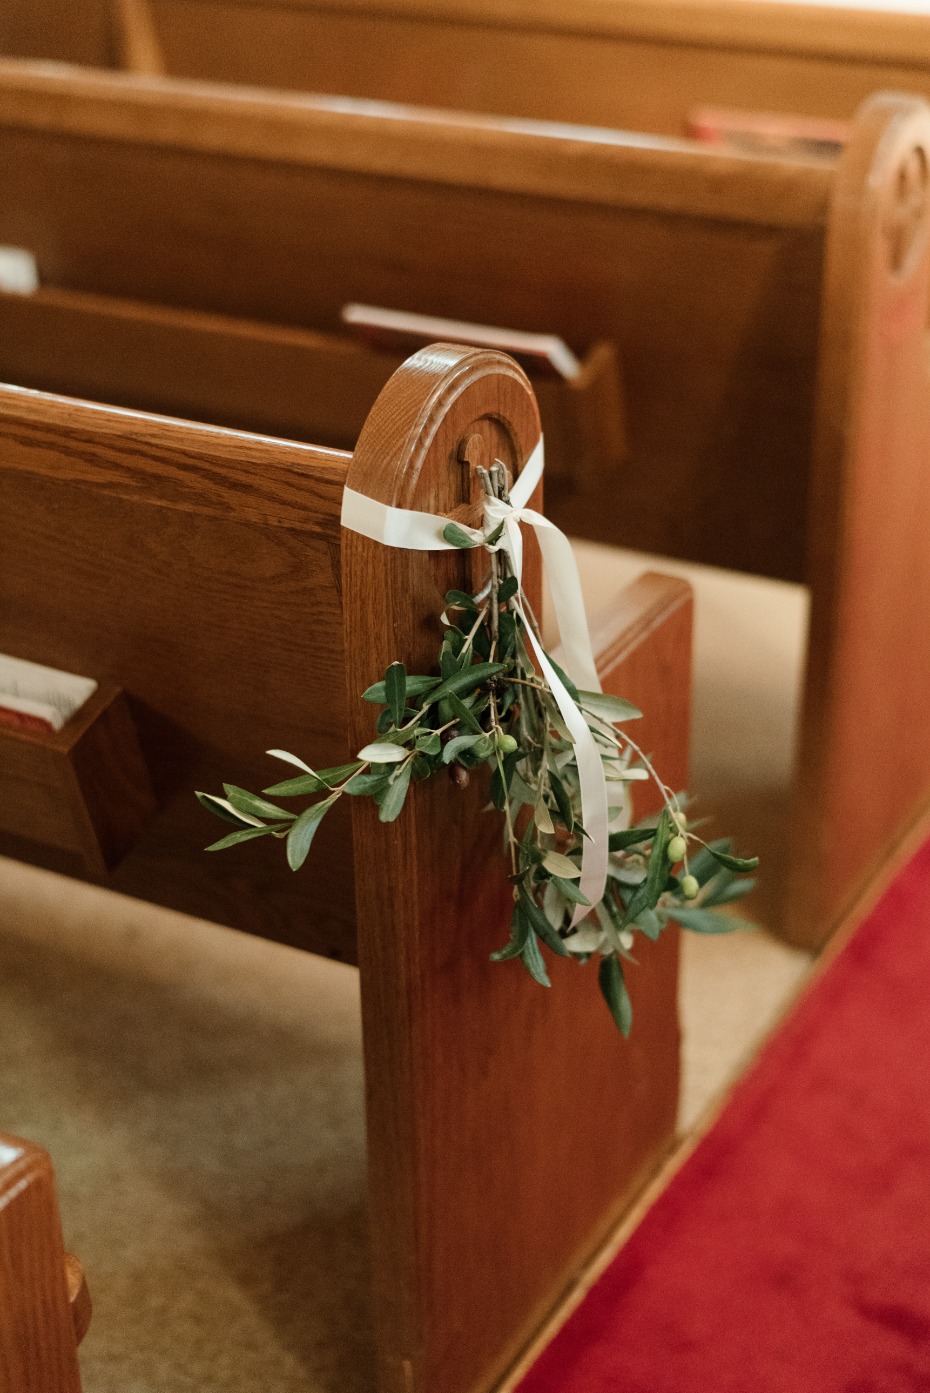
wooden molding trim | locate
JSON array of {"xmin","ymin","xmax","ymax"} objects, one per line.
[
  {"xmin": 161, "ymin": 0, "xmax": 930, "ymax": 69},
  {"xmin": 0, "ymin": 382, "xmax": 349, "ymax": 538}
]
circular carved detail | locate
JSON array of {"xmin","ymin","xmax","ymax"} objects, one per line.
[{"xmin": 885, "ymin": 145, "xmax": 929, "ymax": 276}]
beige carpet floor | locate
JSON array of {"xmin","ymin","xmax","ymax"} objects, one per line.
[{"xmin": 0, "ymin": 543, "xmax": 813, "ymax": 1392}]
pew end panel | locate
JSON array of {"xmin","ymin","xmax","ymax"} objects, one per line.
[
  {"xmin": 791, "ymin": 93, "xmax": 930, "ymax": 948},
  {"xmin": 0, "ymin": 1133, "xmax": 87, "ymax": 1393},
  {"xmin": 345, "ymin": 345, "xmax": 689, "ymax": 1393}
]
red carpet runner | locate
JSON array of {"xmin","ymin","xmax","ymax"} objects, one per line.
[{"xmin": 518, "ymin": 838, "xmax": 930, "ymax": 1393}]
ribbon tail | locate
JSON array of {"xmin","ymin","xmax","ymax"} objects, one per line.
[
  {"xmin": 520, "ymin": 608, "xmax": 609, "ymax": 924},
  {"xmin": 517, "ymin": 510, "xmax": 601, "ymax": 694}
]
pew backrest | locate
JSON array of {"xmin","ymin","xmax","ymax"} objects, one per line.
[
  {"xmin": 7, "ymin": 0, "xmax": 930, "ymax": 135},
  {"xmin": 0, "ymin": 380, "xmax": 357, "ymax": 957}
]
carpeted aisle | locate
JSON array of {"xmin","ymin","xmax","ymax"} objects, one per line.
[{"xmin": 518, "ymin": 837, "xmax": 930, "ymax": 1393}]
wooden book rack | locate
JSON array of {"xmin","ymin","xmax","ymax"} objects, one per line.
[
  {"xmin": 0, "ymin": 345, "xmax": 692, "ymax": 1392},
  {"xmin": 0, "ymin": 61, "xmax": 927, "ymax": 944},
  {"xmin": 0, "ymin": 1133, "xmax": 90, "ymax": 1393}
]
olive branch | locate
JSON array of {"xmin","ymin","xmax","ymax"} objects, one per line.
[{"xmin": 198, "ymin": 465, "xmax": 757, "ymax": 1034}]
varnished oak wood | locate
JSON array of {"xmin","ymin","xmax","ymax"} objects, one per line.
[
  {"xmin": 0, "ymin": 67, "xmax": 924, "ymax": 939},
  {"xmin": 344, "ymin": 346, "xmax": 689, "ymax": 1393},
  {"xmin": 0, "ymin": 58, "xmax": 830, "ymax": 583},
  {"xmin": 0, "ymin": 348, "xmax": 690, "ymax": 1391},
  {"xmin": 0, "ymin": 56, "xmax": 926, "ymax": 939},
  {"xmin": 64, "ymin": 1254, "xmax": 92, "ymax": 1347},
  {"xmin": 789, "ymin": 95, "xmax": 930, "ymax": 948},
  {"xmin": 0, "ymin": 1134, "xmax": 85, "ymax": 1393},
  {"xmin": 0, "ymin": 3, "xmax": 114, "ymax": 67},
  {"xmin": 0, "ymin": 387, "xmax": 356, "ymax": 959},
  {"xmin": 0, "ymin": 61, "xmax": 831, "ymax": 225},
  {"xmin": 114, "ymin": 0, "xmax": 165, "ymax": 75},
  {"xmin": 81, "ymin": 0, "xmax": 930, "ymax": 134}
]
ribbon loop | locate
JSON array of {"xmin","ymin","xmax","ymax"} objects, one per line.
[{"xmin": 341, "ymin": 437, "xmax": 610, "ymax": 920}]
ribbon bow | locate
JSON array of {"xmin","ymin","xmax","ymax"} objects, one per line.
[{"xmin": 341, "ymin": 438, "xmax": 609, "ymax": 921}]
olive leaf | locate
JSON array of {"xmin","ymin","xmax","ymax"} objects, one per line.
[
  {"xmin": 223, "ymin": 785, "xmax": 295, "ymax": 822},
  {"xmin": 206, "ymin": 824, "xmax": 278, "ymax": 852},
  {"xmin": 598, "ymin": 955, "xmax": 633, "ymax": 1036},
  {"xmin": 286, "ymin": 794, "xmax": 339, "ymax": 870},
  {"xmin": 443, "ymin": 522, "xmax": 480, "ymax": 549},
  {"xmin": 578, "ymin": 691, "xmax": 643, "ymax": 724}
]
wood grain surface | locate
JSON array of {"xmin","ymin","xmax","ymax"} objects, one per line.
[
  {"xmin": 344, "ymin": 345, "xmax": 688, "ymax": 1393},
  {"xmin": 0, "ymin": 386, "xmax": 357, "ymax": 958},
  {"xmin": 0, "ymin": 1134, "xmax": 85, "ymax": 1393},
  {"xmin": 140, "ymin": 0, "xmax": 930, "ymax": 135}
]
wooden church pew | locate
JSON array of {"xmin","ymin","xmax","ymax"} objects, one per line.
[
  {"xmin": 0, "ymin": 1133, "xmax": 91, "ymax": 1393},
  {"xmin": 0, "ymin": 60, "xmax": 928, "ymax": 945},
  {"xmin": 7, "ymin": 0, "xmax": 930, "ymax": 135},
  {"xmin": 0, "ymin": 345, "xmax": 691, "ymax": 1393}
]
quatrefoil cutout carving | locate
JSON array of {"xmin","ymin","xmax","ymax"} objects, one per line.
[{"xmin": 884, "ymin": 145, "xmax": 929, "ymax": 277}]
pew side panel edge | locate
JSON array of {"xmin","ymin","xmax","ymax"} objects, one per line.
[
  {"xmin": 0, "ymin": 1133, "xmax": 85, "ymax": 1393},
  {"xmin": 344, "ymin": 345, "xmax": 688, "ymax": 1393},
  {"xmin": 790, "ymin": 92, "xmax": 930, "ymax": 947}
]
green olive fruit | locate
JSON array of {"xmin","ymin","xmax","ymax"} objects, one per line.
[{"xmin": 667, "ymin": 835, "xmax": 687, "ymax": 863}]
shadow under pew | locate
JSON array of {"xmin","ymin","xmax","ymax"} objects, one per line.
[{"xmin": 0, "ymin": 343, "xmax": 692, "ymax": 1393}]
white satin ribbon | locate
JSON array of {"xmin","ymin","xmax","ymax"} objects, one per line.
[{"xmin": 341, "ymin": 437, "xmax": 608, "ymax": 921}]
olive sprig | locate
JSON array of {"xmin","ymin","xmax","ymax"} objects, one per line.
[{"xmin": 198, "ymin": 466, "xmax": 757, "ymax": 1033}]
